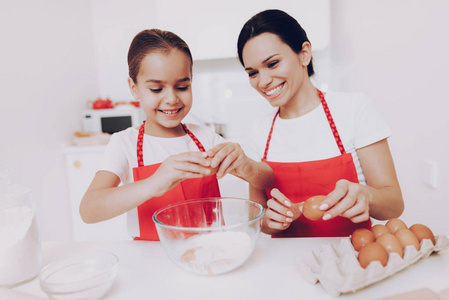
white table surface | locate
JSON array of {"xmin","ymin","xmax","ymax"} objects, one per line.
[{"xmin": 11, "ymin": 235, "xmax": 449, "ymax": 300}]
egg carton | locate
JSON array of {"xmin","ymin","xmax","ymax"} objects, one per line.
[{"xmin": 298, "ymin": 235, "xmax": 449, "ymax": 297}]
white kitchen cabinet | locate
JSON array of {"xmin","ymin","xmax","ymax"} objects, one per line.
[
  {"xmin": 64, "ymin": 146, "xmax": 129, "ymax": 241},
  {"xmin": 64, "ymin": 145, "xmax": 249, "ymax": 241},
  {"xmin": 154, "ymin": 0, "xmax": 330, "ymax": 60},
  {"xmin": 90, "ymin": 0, "xmax": 330, "ymax": 98}
]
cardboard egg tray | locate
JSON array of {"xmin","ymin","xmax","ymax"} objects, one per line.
[{"xmin": 298, "ymin": 235, "xmax": 449, "ymax": 297}]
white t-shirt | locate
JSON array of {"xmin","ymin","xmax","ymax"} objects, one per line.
[
  {"xmin": 244, "ymin": 91, "xmax": 392, "ymax": 185},
  {"xmin": 98, "ymin": 123, "xmax": 225, "ymax": 237}
]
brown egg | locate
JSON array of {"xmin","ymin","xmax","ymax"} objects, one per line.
[
  {"xmin": 394, "ymin": 228, "xmax": 420, "ymax": 251},
  {"xmin": 371, "ymin": 224, "xmax": 391, "ymax": 238},
  {"xmin": 409, "ymin": 224, "xmax": 436, "ymax": 245},
  {"xmin": 351, "ymin": 228, "xmax": 375, "ymax": 251},
  {"xmin": 376, "ymin": 233, "xmax": 404, "ymax": 257},
  {"xmin": 385, "ymin": 218, "xmax": 407, "ymax": 234},
  {"xmin": 302, "ymin": 195, "xmax": 326, "ymax": 220},
  {"xmin": 358, "ymin": 242, "xmax": 389, "ymax": 268}
]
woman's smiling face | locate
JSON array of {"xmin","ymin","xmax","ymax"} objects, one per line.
[
  {"xmin": 242, "ymin": 32, "xmax": 309, "ymax": 108},
  {"xmin": 129, "ymin": 49, "xmax": 192, "ymax": 137}
]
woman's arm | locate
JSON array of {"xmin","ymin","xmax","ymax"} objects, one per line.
[
  {"xmin": 321, "ymin": 139, "xmax": 404, "ymax": 222},
  {"xmin": 232, "ymin": 157, "xmax": 274, "ymax": 190},
  {"xmin": 357, "ymin": 138, "xmax": 404, "ymax": 219}
]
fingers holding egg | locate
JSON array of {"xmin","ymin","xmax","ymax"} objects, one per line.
[
  {"xmin": 266, "ymin": 217, "xmax": 290, "ymax": 230},
  {"xmin": 347, "ymin": 210, "xmax": 370, "ymax": 224},
  {"xmin": 205, "ymin": 157, "xmax": 219, "ymax": 175},
  {"xmin": 267, "ymin": 198, "xmax": 294, "ymax": 219},
  {"xmin": 269, "ymin": 189, "xmax": 294, "ymax": 209},
  {"xmin": 339, "ymin": 195, "xmax": 370, "ymax": 221},
  {"xmin": 265, "ymin": 207, "xmax": 293, "ymax": 224}
]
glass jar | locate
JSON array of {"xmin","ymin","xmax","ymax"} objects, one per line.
[{"xmin": 0, "ymin": 166, "xmax": 41, "ymax": 287}]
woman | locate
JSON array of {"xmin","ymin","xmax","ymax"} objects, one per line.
[{"xmin": 237, "ymin": 9, "xmax": 404, "ymax": 237}]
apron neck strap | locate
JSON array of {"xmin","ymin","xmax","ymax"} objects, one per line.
[
  {"xmin": 318, "ymin": 90, "xmax": 346, "ymax": 155},
  {"xmin": 262, "ymin": 89, "xmax": 346, "ymax": 161},
  {"xmin": 137, "ymin": 121, "xmax": 146, "ymax": 167},
  {"xmin": 182, "ymin": 124, "xmax": 206, "ymax": 152},
  {"xmin": 137, "ymin": 121, "xmax": 206, "ymax": 167},
  {"xmin": 263, "ymin": 109, "xmax": 279, "ymax": 160}
]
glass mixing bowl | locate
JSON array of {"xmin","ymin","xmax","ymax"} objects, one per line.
[{"xmin": 153, "ymin": 198, "xmax": 264, "ymax": 275}]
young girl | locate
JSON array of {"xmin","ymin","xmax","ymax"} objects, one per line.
[
  {"xmin": 237, "ymin": 9, "xmax": 404, "ymax": 237},
  {"xmin": 80, "ymin": 29, "xmax": 273, "ymax": 241}
]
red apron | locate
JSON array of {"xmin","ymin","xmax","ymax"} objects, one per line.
[
  {"xmin": 132, "ymin": 122, "xmax": 221, "ymax": 241},
  {"xmin": 263, "ymin": 90, "xmax": 371, "ymax": 238}
]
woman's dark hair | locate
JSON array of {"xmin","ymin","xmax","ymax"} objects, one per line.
[
  {"xmin": 128, "ymin": 29, "xmax": 193, "ymax": 83},
  {"xmin": 237, "ymin": 9, "xmax": 314, "ymax": 77}
]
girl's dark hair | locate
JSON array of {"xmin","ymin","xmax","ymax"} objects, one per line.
[
  {"xmin": 128, "ymin": 29, "xmax": 193, "ymax": 83},
  {"xmin": 237, "ymin": 9, "xmax": 314, "ymax": 77}
]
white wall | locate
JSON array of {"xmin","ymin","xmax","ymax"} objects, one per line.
[
  {"xmin": 0, "ymin": 0, "xmax": 98, "ymax": 240},
  {"xmin": 329, "ymin": 0, "xmax": 449, "ymax": 234},
  {"xmin": 90, "ymin": 0, "xmax": 157, "ymax": 101}
]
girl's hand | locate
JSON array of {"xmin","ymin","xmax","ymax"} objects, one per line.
[
  {"xmin": 206, "ymin": 142, "xmax": 247, "ymax": 179},
  {"xmin": 150, "ymin": 151, "xmax": 213, "ymax": 196},
  {"xmin": 319, "ymin": 179, "xmax": 371, "ymax": 223},
  {"xmin": 265, "ymin": 188, "xmax": 302, "ymax": 231}
]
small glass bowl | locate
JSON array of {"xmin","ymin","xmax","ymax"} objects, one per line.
[{"xmin": 39, "ymin": 251, "xmax": 118, "ymax": 300}]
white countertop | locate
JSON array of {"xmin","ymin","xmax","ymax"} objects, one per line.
[{"xmin": 11, "ymin": 235, "xmax": 449, "ymax": 300}]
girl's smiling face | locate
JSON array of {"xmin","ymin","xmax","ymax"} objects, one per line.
[
  {"xmin": 242, "ymin": 32, "xmax": 311, "ymax": 108},
  {"xmin": 128, "ymin": 49, "xmax": 192, "ymax": 137}
]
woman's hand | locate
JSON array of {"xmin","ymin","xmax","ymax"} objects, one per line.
[
  {"xmin": 265, "ymin": 188, "xmax": 302, "ymax": 231},
  {"xmin": 207, "ymin": 142, "xmax": 274, "ymax": 190},
  {"xmin": 319, "ymin": 179, "xmax": 371, "ymax": 223},
  {"xmin": 206, "ymin": 142, "xmax": 247, "ymax": 179},
  {"xmin": 150, "ymin": 151, "xmax": 213, "ymax": 197}
]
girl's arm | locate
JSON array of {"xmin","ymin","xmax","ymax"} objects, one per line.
[
  {"xmin": 80, "ymin": 151, "xmax": 214, "ymax": 223},
  {"xmin": 80, "ymin": 171, "xmax": 164, "ymax": 223},
  {"xmin": 320, "ymin": 139, "xmax": 404, "ymax": 222}
]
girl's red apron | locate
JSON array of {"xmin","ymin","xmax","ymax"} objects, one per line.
[
  {"xmin": 132, "ymin": 122, "xmax": 221, "ymax": 241},
  {"xmin": 263, "ymin": 89, "xmax": 371, "ymax": 238}
]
